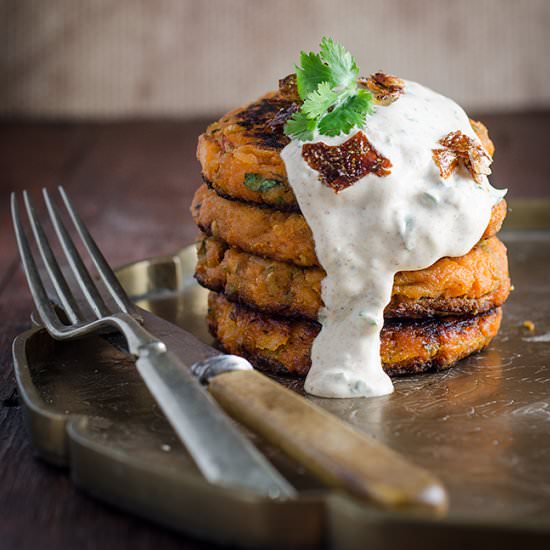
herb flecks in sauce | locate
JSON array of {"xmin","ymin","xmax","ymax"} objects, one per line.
[
  {"xmin": 432, "ymin": 130, "xmax": 492, "ymax": 184},
  {"xmin": 302, "ymin": 131, "xmax": 392, "ymax": 192}
]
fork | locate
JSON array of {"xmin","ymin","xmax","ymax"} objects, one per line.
[
  {"xmin": 11, "ymin": 187, "xmax": 295, "ymax": 498},
  {"xmin": 12, "ymin": 187, "xmax": 451, "ymax": 514}
]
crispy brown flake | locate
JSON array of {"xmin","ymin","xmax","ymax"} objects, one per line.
[
  {"xmin": 302, "ymin": 131, "xmax": 392, "ymax": 192},
  {"xmin": 278, "ymin": 73, "xmax": 300, "ymax": 102},
  {"xmin": 432, "ymin": 130, "xmax": 492, "ymax": 184},
  {"xmin": 359, "ymin": 72, "xmax": 405, "ymax": 106},
  {"xmin": 432, "ymin": 148, "xmax": 459, "ymax": 180}
]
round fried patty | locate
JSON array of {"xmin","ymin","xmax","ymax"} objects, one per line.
[
  {"xmin": 196, "ymin": 235, "xmax": 510, "ymax": 320},
  {"xmin": 207, "ymin": 291, "xmax": 502, "ymax": 377},
  {"xmin": 191, "ymin": 184, "xmax": 507, "ymax": 268},
  {"xmin": 197, "ymin": 87, "xmax": 495, "ymax": 210}
]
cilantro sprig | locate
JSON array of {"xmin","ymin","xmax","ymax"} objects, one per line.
[{"xmin": 284, "ymin": 37, "xmax": 374, "ymax": 141}]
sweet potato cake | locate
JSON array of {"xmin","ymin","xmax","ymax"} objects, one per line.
[
  {"xmin": 196, "ymin": 235, "xmax": 510, "ymax": 320},
  {"xmin": 197, "ymin": 84, "xmax": 495, "ymax": 210},
  {"xmin": 191, "ymin": 184, "xmax": 507, "ymax": 268},
  {"xmin": 192, "ymin": 42, "xmax": 508, "ymax": 388},
  {"xmin": 192, "ymin": 116, "xmax": 507, "ymax": 378},
  {"xmin": 207, "ymin": 292, "xmax": 502, "ymax": 377},
  {"xmin": 192, "ymin": 153, "xmax": 506, "ymax": 378}
]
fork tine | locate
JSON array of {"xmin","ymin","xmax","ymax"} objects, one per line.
[
  {"xmin": 42, "ymin": 188, "xmax": 111, "ymax": 319},
  {"xmin": 58, "ymin": 186, "xmax": 134, "ymax": 315},
  {"xmin": 23, "ymin": 191, "xmax": 82, "ymax": 325},
  {"xmin": 11, "ymin": 193, "xmax": 65, "ymax": 333}
]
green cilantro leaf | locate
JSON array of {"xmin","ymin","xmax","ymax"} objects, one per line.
[
  {"xmin": 301, "ymin": 81, "xmax": 339, "ymax": 119},
  {"xmin": 295, "ymin": 52, "xmax": 334, "ymax": 99},
  {"xmin": 352, "ymin": 87, "xmax": 376, "ymax": 112},
  {"xmin": 319, "ymin": 37, "xmax": 358, "ymax": 88},
  {"xmin": 284, "ymin": 37, "xmax": 374, "ymax": 141},
  {"xmin": 319, "ymin": 89, "xmax": 374, "ymax": 136},
  {"xmin": 243, "ymin": 173, "xmax": 282, "ymax": 192},
  {"xmin": 284, "ymin": 110, "xmax": 316, "ymax": 141}
]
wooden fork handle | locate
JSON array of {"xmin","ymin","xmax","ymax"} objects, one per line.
[{"xmin": 208, "ymin": 370, "xmax": 448, "ymax": 515}]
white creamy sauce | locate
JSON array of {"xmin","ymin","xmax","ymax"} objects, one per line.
[{"xmin": 281, "ymin": 80, "xmax": 505, "ymax": 399}]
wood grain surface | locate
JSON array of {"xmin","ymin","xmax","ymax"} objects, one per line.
[{"xmin": 0, "ymin": 112, "xmax": 548, "ymax": 549}]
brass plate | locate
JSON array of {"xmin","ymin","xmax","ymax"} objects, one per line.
[{"xmin": 12, "ymin": 232, "xmax": 550, "ymax": 548}]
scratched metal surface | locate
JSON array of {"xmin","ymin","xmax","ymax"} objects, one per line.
[
  {"xmin": 116, "ymin": 232, "xmax": 550, "ymax": 523},
  {"xmin": 316, "ymin": 232, "xmax": 550, "ymax": 522},
  {"xmin": 19, "ymin": 232, "xmax": 550, "ymax": 529}
]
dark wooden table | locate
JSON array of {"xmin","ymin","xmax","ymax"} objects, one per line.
[{"xmin": 1, "ymin": 113, "xmax": 549, "ymax": 549}]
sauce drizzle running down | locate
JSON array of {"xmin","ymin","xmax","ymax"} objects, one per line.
[{"xmin": 281, "ymin": 78, "xmax": 505, "ymax": 399}]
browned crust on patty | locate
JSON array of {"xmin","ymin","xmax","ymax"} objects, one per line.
[
  {"xmin": 197, "ymin": 88, "xmax": 496, "ymax": 209},
  {"xmin": 197, "ymin": 91, "xmax": 297, "ymax": 208},
  {"xmin": 191, "ymin": 184, "xmax": 507, "ymax": 268},
  {"xmin": 195, "ymin": 235, "xmax": 510, "ymax": 320},
  {"xmin": 207, "ymin": 291, "xmax": 502, "ymax": 377}
]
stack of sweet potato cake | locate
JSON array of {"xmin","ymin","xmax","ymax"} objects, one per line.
[{"xmin": 191, "ymin": 77, "xmax": 510, "ymax": 378}]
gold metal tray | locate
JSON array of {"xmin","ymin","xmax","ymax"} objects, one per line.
[{"xmin": 12, "ymin": 233, "xmax": 550, "ymax": 548}]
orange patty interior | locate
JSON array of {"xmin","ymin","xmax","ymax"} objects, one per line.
[
  {"xmin": 192, "ymin": 184, "xmax": 507, "ymax": 268},
  {"xmin": 196, "ymin": 234, "xmax": 510, "ymax": 320},
  {"xmin": 208, "ymin": 291, "xmax": 502, "ymax": 377}
]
